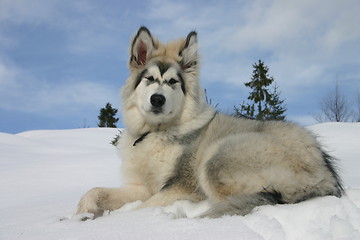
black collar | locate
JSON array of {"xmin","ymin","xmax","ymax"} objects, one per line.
[
  {"xmin": 133, "ymin": 132, "xmax": 150, "ymax": 146},
  {"xmin": 132, "ymin": 112, "xmax": 217, "ymax": 147}
]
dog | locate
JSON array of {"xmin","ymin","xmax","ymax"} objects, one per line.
[{"xmin": 76, "ymin": 26, "xmax": 343, "ymax": 219}]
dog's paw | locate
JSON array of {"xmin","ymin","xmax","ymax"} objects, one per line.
[
  {"xmin": 73, "ymin": 212, "xmax": 96, "ymax": 221},
  {"xmin": 76, "ymin": 187, "xmax": 105, "ymax": 220}
]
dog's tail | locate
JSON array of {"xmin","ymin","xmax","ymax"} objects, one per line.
[{"xmin": 199, "ymin": 191, "xmax": 285, "ymax": 218}]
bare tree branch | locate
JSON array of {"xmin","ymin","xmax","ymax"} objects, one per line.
[
  {"xmin": 315, "ymin": 81, "xmax": 352, "ymax": 122},
  {"xmin": 355, "ymin": 92, "xmax": 360, "ymax": 122}
]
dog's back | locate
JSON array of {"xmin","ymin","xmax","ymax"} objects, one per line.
[{"xmin": 195, "ymin": 114, "xmax": 343, "ymax": 217}]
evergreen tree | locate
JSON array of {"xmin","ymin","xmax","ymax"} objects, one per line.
[
  {"xmin": 98, "ymin": 103, "xmax": 119, "ymax": 128},
  {"xmin": 267, "ymin": 83, "xmax": 287, "ymax": 120},
  {"xmin": 234, "ymin": 60, "xmax": 286, "ymax": 120}
]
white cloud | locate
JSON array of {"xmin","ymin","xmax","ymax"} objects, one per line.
[
  {"xmin": 40, "ymin": 81, "xmax": 119, "ymax": 113},
  {"xmin": 0, "ymin": 0, "xmax": 63, "ymax": 25},
  {"xmin": 147, "ymin": 0, "xmax": 187, "ymax": 21},
  {"xmin": 0, "ymin": 0, "xmax": 124, "ymax": 118},
  {"xmin": 223, "ymin": 0, "xmax": 360, "ymax": 85},
  {"xmin": 1, "ymin": 0, "xmax": 359, "ymax": 124},
  {"xmin": 0, "ymin": 0, "xmax": 125, "ymax": 54},
  {"xmin": 0, "ymin": 58, "xmax": 118, "ymax": 115},
  {"xmin": 225, "ymin": 0, "xmax": 360, "ymax": 52},
  {"xmin": 56, "ymin": 2, "xmax": 123, "ymax": 54},
  {"xmin": 0, "ymin": 58, "xmax": 18, "ymax": 86},
  {"xmin": 138, "ymin": 0, "xmax": 360, "ymax": 108}
]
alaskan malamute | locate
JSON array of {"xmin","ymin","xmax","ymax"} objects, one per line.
[{"xmin": 77, "ymin": 27, "xmax": 343, "ymax": 219}]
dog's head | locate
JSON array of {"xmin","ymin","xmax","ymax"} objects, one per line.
[{"xmin": 122, "ymin": 27, "xmax": 203, "ymax": 133}]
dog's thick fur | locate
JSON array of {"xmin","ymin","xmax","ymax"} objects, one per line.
[{"xmin": 77, "ymin": 27, "xmax": 343, "ymax": 219}]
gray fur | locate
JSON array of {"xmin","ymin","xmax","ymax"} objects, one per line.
[
  {"xmin": 161, "ymin": 150, "xmax": 197, "ymax": 192},
  {"xmin": 200, "ymin": 191, "xmax": 285, "ymax": 218},
  {"xmin": 321, "ymin": 150, "xmax": 344, "ymax": 197},
  {"xmin": 156, "ymin": 61, "xmax": 171, "ymax": 76},
  {"xmin": 170, "ymin": 128, "xmax": 202, "ymax": 145}
]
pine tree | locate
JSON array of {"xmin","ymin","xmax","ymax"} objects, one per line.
[
  {"xmin": 234, "ymin": 60, "xmax": 286, "ymax": 120},
  {"xmin": 267, "ymin": 83, "xmax": 287, "ymax": 120},
  {"xmin": 98, "ymin": 103, "xmax": 119, "ymax": 128}
]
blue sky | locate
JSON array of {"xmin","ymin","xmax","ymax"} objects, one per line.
[{"xmin": 1, "ymin": 0, "xmax": 360, "ymax": 134}]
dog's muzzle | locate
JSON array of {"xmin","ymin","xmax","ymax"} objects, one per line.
[
  {"xmin": 150, "ymin": 94, "xmax": 166, "ymax": 114},
  {"xmin": 150, "ymin": 94, "xmax": 166, "ymax": 107}
]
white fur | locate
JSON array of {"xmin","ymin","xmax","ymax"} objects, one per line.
[{"xmin": 135, "ymin": 65, "xmax": 184, "ymax": 125}]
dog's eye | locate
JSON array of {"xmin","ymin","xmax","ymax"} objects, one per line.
[
  {"xmin": 168, "ymin": 78, "xmax": 178, "ymax": 85},
  {"xmin": 146, "ymin": 76, "xmax": 155, "ymax": 82}
]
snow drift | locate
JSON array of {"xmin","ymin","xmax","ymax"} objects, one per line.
[{"xmin": 0, "ymin": 123, "xmax": 359, "ymax": 240}]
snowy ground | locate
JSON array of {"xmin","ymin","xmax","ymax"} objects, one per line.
[{"xmin": 0, "ymin": 123, "xmax": 359, "ymax": 240}]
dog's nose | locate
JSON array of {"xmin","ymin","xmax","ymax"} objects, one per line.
[{"xmin": 150, "ymin": 94, "xmax": 166, "ymax": 107}]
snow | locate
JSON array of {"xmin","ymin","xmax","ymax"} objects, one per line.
[{"xmin": 0, "ymin": 123, "xmax": 359, "ymax": 240}]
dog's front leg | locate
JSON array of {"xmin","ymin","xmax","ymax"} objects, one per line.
[
  {"xmin": 137, "ymin": 188, "xmax": 197, "ymax": 210},
  {"xmin": 76, "ymin": 185, "xmax": 151, "ymax": 219}
]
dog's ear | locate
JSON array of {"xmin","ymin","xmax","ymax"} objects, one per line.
[
  {"xmin": 130, "ymin": 27, "xmax": 155, "ymax": 68},
  {"xmin": 179, "ymin": 31, "xmax": 198, "ymax": 71}
]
